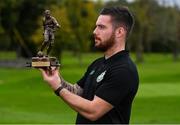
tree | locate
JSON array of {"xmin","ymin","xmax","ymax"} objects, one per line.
[
  {"xmin": 64, "ymin": 0, "xmax": 97, "ymax": 64},
  {"xmin": 168, "ymin": 6, "xmax": 180, "ymax": 61},
  {"xmin": 0, "ymin": 0, "xmax": 57, "ymax": 58},
  {"xmin": 129, "ymin": 0, "xmax": 159, "ymax": 62},
  {"xmin": 65, "ymin": 0, "xmax": 97, "ymax": 52},
  {"xmin": 50, "ymin": 5, "xmax": 76, "ymax": 62}
]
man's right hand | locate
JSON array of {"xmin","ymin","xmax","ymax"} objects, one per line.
[{"xmin": 39, "ymin": 67, "xmax": 61, "ymax": 91}]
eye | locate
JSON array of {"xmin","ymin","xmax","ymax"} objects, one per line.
[{"xmin": 98, "ymin": 25, "xmax": 105, "ymax": 29}]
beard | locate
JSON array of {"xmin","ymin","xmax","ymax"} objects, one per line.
[{"xmin": 94, "ymin": 32, "xmax": 115, "ymax": 52}]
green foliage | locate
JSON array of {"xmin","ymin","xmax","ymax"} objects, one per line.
[
  {"xmin": 0, "ymin": 0, "xmax": 57, "ymax": 57},
  {"xmin": 0, "ymin": 0, "xmax": 180, "ymax": 61},
  {"xmin": 65, "ymin": 0, "xmax": 97, "ymax": 52}
]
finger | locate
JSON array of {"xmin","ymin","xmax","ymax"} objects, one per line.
[
  {"xmin": 51, "ymin": 67, "xmax": 59, "ymax": 73},
  {"xmin": 51, "ymin": 66, "xmax": 56, "ymax": 70},
  {"xmin": 39, "ymin": 68, "xmax": 47, "ymax": 74},
  {"xmin": 49, "ymin": 68, "xmax": 58, "ymax": 76},
  {"xmin": 50, "ymin": 67, "xmax": 59, "ymax": 74},
  {"xmin": 54, "ymin": 69, "xmax": 59, "ymax": 76},
  {"xmin": 55, "ymin": 67, "xmax": 59, "ymax": 71},
  {"xmin": 39, "ymin": 68, "xmax": 43, "ymax": 72}
]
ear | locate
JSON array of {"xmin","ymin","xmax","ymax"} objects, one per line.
[{"xmin": 115, "ymin": 27, "xmax": 126, "ymax": 38}]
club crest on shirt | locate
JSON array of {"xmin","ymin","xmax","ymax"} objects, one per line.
[{"xmin": 96, "ymin": 70, "xmax": 106, "ymax": 83}]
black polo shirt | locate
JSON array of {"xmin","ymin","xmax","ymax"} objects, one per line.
[{"xmin": 76, "ymin": 50, "xmax": 139, "ymax": 124}]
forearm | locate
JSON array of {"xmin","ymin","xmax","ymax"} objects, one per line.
[
  {"xmin": 59, "ymin": 88, "xmax": 96, "ymax": 121},
  {"xmin": 40, "ymin": 68, "xmax": 105, "ymax": 121},
  {"xmin": 60, "ymin": 77, "xmax": 83, "ymax": 96}
]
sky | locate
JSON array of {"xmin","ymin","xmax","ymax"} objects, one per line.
[
  {"xmin": 127, "ymin": 0, "xmax": 180, "ymax": 7},
  {"xmin": 101, "ymin": 0, "xmax": 180, "ymax": 7}
]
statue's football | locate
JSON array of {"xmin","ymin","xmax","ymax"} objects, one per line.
[{"xmin": 37, "ymin": 51, "xmax": 43, "ymax": 57}]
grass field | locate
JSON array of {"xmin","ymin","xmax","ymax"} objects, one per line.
[{"xmin": 0, "ymin": 52, "xmax": 180, "ymax": 124}]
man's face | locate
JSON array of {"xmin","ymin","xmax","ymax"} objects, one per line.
[{"xmin": 93, "ymin": 15, "xmax": 115, "ymax": 51}]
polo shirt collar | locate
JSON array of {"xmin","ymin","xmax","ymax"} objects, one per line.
[{"xmin": 104, "ymin": 50, "xmax": 129, "ymax": 64}]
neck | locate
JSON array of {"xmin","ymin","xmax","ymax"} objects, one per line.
[{"xmin": 104, "ymin": 39, "xmax": 125, "ymax": 59}]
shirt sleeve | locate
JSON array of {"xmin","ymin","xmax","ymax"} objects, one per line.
[
  {"xmin": 77, "ymin": 62, "xmax": 94, "ymax": 88},
  {"xmin": 77, "ymin": 72, "xmax": 88, "ymax": 89},
  {"xmin": 95, "ymin": 67, "xmax": 134, "ymax": 107}
]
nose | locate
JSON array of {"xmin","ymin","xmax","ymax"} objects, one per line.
[{"xmin": 93, "ymin": 27, "xmax": 97, "ymax": 35}]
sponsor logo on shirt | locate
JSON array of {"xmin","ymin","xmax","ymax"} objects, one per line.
[
  {"xmin": 89, "ymin": 70, "xmax": 95, "ymax": 75},
  {"xmin": 96, "ymin": 70, "xmax": 106, "ymax": 83}
]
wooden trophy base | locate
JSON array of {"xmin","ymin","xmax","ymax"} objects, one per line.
[{"xmin": 26, "ymin": 56, "xmax": 60, "ymax": 68}]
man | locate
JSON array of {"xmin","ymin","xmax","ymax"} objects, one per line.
[
  {"xmin": 39, "ymin": 9, "xmax": 60, "ymax": 56},
  {"xmin": 40, "ymin": 6, "xmax": 139, "ymax": 124}
]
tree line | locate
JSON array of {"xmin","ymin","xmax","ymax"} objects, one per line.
[{"xmin": 0, "ymin": 0, "xmax": 180, "ymax": 62}]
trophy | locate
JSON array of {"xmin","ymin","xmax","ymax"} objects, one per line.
[{"xmin": 27, "ymin": 10, "xmax": 60, "ymax": 68}]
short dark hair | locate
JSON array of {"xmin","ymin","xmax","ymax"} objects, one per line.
[{"xmin": 100, "ymin": 6, "xmax": 134, "ymax": 37}]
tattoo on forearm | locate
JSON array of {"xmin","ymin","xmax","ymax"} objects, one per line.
[{"xmin": 60, "ymin": 76, "xmax": 83, "ymax": 96}]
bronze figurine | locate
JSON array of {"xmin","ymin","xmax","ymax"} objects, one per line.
[
  {"xmin": 38, "ymin": 9, "xmax": 60, "ymax": 57},
  {"xmin": 27, "ymin": 10, "xmax": 60, "ymax": 68}
]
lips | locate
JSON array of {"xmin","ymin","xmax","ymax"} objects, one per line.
[{"xmin": 94, "ymin": 35, "xmax": 101, "ymax": 41}]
